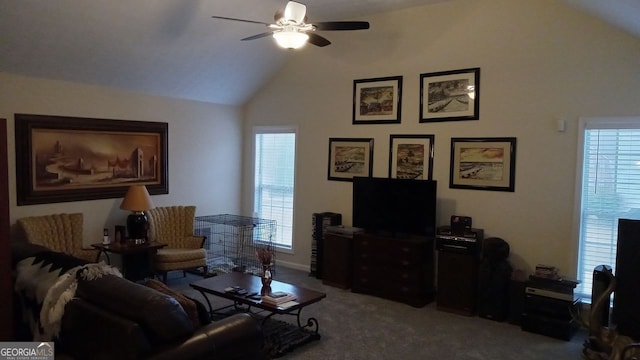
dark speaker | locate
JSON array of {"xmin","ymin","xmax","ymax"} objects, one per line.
[
  {"xmin": 478, "ymin": 260, "xmax": 512, "ymax": 321},
  {"xmin": 613, "ymin": 218, "xmax": 640, "ymax": 340},
  {"xmin": 509, "ymin": 278, "xmax": 526, "ymax": 325},
  {"xmin": 437, "ymin": 250, "xmax": 478, "ymax": 316},
  {"xmin": 311, "ymin": 212, "xmax": 342, "ymax": 279},
  {"xmin": 482, "ymin": 237, "xmax": 510, "ymax": 262},
  {"xmin": 592, "ymin": 265, "xmax": 612, "ymax": 328}
]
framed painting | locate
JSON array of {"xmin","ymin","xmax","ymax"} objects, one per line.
[
  {"xmin": 15, "ymin": 113, "xmax": 169, "ymax": 205},
  {"xmin": 327, "ymin": 138, "xmax": 374, "ymax": 181},
  {"xmin": 449, "ymin": 137, "xmax": 516, "ymax": 192},
  {"xmin": 388, "ymin": 134, "xmax": 435, "ymax": 180},
  {"xmin": 353, "ymin": 76, "xmax": 402, "ymax": 124},
  {"xmin": 420, "ymin": 68, "xmax": 480, "ymax": 123}
]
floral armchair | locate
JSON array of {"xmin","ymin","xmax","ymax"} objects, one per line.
[
  {"xmin": 17, "ymin": 213, "xmax": 97, "ymax": 263},
  {"xmin": 147, "ymin": 206, "xmax": 208, "ymax": 282}
]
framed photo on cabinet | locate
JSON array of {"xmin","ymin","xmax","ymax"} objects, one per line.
[
  {"xmin": 327, "ymin": 138, "xmax": 374, "ymax": 181},
  {"xmin": 389, "ymin": 134, "xmax": 434, "ymax": 180}
]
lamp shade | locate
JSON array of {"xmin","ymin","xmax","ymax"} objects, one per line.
[{"xmin": 120, "ymin": 185, "xmax": 153, "ymax": 211}]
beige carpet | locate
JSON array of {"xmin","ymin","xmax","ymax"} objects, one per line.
[{"xmin": 171, "ymin": 267, "xmax": 585, "ymax": 360}]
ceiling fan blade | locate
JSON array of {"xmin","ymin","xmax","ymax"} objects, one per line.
[
  {"xmin": 284, "ymin": 1, "xmax": 307, "ymax": 23},
  {"xmin": 307, "ymin": 33, "xmax": 331, "ymax": 47},
  {"xmin": 241, "ymin": 32, "xmax": 275, "ymax": 41},
  {"xmin": 211, "ymin": 15, "xmax": 271, "ymax": 26},
  {"xmin": 314, "ymin": 21, "xmax": 370, "ymax": 31}
]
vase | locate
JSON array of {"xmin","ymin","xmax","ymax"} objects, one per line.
[{"xmin": 261, "ymin": 264, "xmax": 272, "ymax": 287}]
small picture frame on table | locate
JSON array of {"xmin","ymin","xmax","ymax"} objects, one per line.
[{"xmin": 114, "ymin": 225, "xmax": 126, "ymax": 245}]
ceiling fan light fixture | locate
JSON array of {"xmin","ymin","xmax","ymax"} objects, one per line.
[
  {"xmin": 284, "ymin": 1, "xmax": 307, "ymax": 23},
  {"xmin": 273, "ymin": 31, "xmax": 309, "ymax": 49}
]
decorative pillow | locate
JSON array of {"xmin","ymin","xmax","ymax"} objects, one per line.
[{"xmin": 144, "ymin": 279, "xmax": 200, "ymax": 328}]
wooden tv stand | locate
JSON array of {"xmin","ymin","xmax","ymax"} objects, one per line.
[{"xmin": 351, "ymin": 232, "xmax": 435, "ymax": 307}]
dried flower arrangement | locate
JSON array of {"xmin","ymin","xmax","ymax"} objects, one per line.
[{"xmin": 256, "ymin": 246, "xmax": 273, "ymax": 265}]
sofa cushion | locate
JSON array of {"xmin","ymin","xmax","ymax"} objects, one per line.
[
  {"xmin": 144, "ymin": 279, "xmax": 200, "ymax": 328},
  {"xmin": 76, "ymin": 274, "xmax": 194, "ymax": 342}
]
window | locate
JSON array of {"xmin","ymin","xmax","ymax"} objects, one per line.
[
  {"xmin": 576, "ymin": 117, "xmax": 640, "ymax": 299},
  {"xmin": 253, "ymin": 127, "xmax": 296, "ymax": 249}
]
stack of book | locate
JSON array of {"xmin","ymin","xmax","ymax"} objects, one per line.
[
  {"xmin": 533, "ymin": 264, "xmax": 559, "ymax": 279},
  {"xmin": 261, "ymin": 291, "xmax": 297, "ymax": 305}
]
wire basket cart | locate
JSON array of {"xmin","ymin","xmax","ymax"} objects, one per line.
[{"xmin": 194, "ymin": 214, "xmax": 277, "ymax": 276}]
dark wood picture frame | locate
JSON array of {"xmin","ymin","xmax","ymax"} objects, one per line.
[
  {"xmin": 353, "ymin": 76, "xmax": 403, "ymax": 124},
  {"xmin": 420, "ymin": 68, "xmax": 480, "ymax": 123},
  {"xmin": 15, "ymin": 113, "xmax": 169, "ymax": 205},
  {"xmin": 449, "ymin": 137, "xmax": 516, "ymax": 192},
  {"xmin": 327, "ymin": 138, "xmax": 374, "ymax": 182},
  {"xmin": 388, "ymin": 134, "xmax": 435, "ymax": 180}
]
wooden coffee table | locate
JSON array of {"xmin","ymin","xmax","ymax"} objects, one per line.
[{"xmin": 190, "ymin": 272, "xmax": 326, "ymax": 334}]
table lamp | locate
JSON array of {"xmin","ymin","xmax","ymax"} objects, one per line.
[{"xmin": 120, "ymin": 185, "xmax": 153, "ymax": 244}]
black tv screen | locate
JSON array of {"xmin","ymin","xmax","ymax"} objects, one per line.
[{"xmin": 352, "ymin": 177, "xmax": 437, "ymax": 237}]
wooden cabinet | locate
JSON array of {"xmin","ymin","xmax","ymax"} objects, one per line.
[
  {"xmin": 322, "ymin": 232, "xmax": 354, "ymax": 289},
  {"xmin": 436, "ymin": 251, "xmax": 478, "ymax": 316},
  {"xmin": 352, "ymin": 232, "xmax": 435, "ymax": 307}
]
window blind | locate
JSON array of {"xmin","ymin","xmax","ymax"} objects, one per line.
[
  {"xmin": 254, "ymin": 131, "xmax": 296, "ymax": 249},
  {"xmin": 577, "ymin": 122, "xmax": 640, "ymax": 299}
]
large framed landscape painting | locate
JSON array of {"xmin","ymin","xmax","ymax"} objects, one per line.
[
  {"xmin": 15, "ymin": 114, "xmax": 168, "ymax": 205},
  {"xmin": 449, "ymin": 137, "xmax": 516, "ymax": 192},
  {"xmin": 327, "ymin": 138, "xmax": 374, "ymax": 181}
]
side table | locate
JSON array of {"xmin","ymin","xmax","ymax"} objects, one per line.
[{"xmin": 91, "ymin": 242, "xmax": 166, "ymax": 282}]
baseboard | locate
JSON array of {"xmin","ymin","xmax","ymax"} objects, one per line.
[{"xmin": 276, "ymin": 260, "xmax": 308, "ymax": 272}]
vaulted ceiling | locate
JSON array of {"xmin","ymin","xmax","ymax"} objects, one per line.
[{"xmin": 1, "ymin": 0, "xmax": 638, "ymax": 106}]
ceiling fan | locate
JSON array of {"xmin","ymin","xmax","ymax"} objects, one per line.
[{"xmin": 212, "ymin": 1, "xmax": 370, "ymax": 49}]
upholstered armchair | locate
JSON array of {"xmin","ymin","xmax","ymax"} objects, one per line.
[
  {"xmin": 147, "ymin": 206, "xmax": 208, "ymax": 282},
  {"xmin": 17, "ymin": 213, "xmax": 97, "ymax": 262}
]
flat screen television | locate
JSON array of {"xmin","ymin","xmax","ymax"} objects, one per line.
[{"xmin": 352, "ymin": 177, "xmax": 437, "ymax": 237}]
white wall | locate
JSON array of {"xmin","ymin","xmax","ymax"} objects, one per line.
[
  {"xmin": 243, "ymin": 0, "xmax": 640, "ymax": 274},
  {"xmin": 1, "ymin": 73, "xmax": 243, "ymax": 245}
]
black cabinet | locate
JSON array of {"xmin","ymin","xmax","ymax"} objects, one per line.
[
  {"xmin": 352, "ymin": 232, "xmax": 435, "ymax": 307},
  {"xmin": 521, "ymin": 286, "xmax": 581, "ymax": 340},
  {"xmin": 435, "ymin": 226, "xmax": 484, "ymax": 316},
  {"xmin": 437, "ymin": 251, "xmax": 478, "ymax": 315}
]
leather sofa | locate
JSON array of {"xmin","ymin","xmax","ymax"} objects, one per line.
[{"xmin": 11, "ymin": 242, "xmax": 264, "ymax": 360}]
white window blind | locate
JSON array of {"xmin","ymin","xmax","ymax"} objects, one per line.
[
  {"xmin": 577, "ymin": 118, "xmax": 640, "ymax": 299},
  {"xmin": 254, "ymin": 129, "xmax": 296, "ymax": 249}
]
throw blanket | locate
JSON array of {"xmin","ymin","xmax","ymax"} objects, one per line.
[{"xmin": 14, "ymin": 252, "xmax": 122, "ymax": 340}]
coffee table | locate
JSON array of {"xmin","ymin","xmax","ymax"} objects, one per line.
[{"xmin": 190, "ymin": 272, "xmax": 326, "ymax": 335}]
